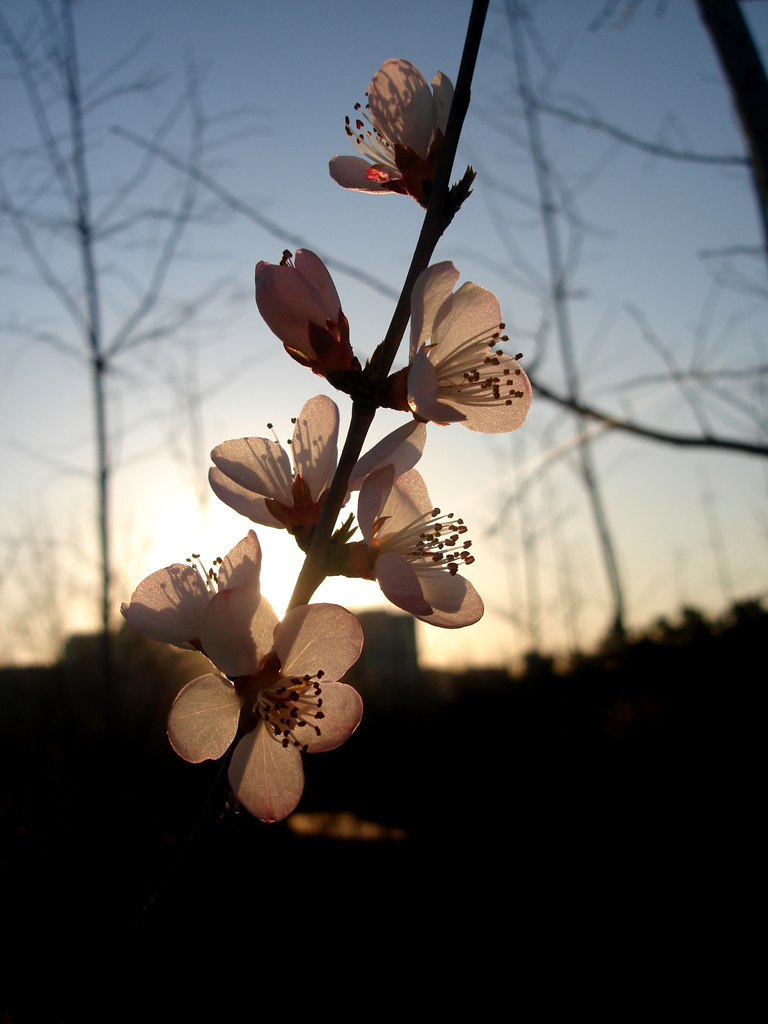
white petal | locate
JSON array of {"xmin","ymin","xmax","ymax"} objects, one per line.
[
  {"xmin": 375, "ymin": 551, "xmax": 432, "ymax": 616},
  {"xmin": 348, "ymin": 420, "xmax": 427, "ymax": 492},
  {"xmin": 302, "ymin": 681, "xmax": 363, "ymax": 754},
  {"xmin": 167, "ymin": 673, "xmax": 241, "ymax": 763},
  {"xmin": 210, "ymin": 437, "xmax": 293, "ymax": 504},
  {"xmin": 290, "ymin": 395, "xmax": 339, "ymax": 500},
  {"xmin": 274, "ymin": 604, "xmax": 364, "ymax": 681},
  {"xmin": 431, "ymin": 71, "xmax": 454, "ymax": 136},
  {"xmin": 218, "ymin": 531, "xmax": 262, "ymax": 593},
  {"xmin": 200, "ymin": 589, "xmax": 276, "ymax": 678},
  {"xmin": 228, "ymin": 725, "xmax": 305, "ymax": 823},
  {"xmin": 329, "ymin": 155, "xmax": 389, "ymax": 192},
  {"xmin": 407, "ymin": 347, "xmax": 467, "ymax": 424},
  {"xmin": 121, "ymin": 564, "xmax": 209, "ymax": 646},
  {"xmin": 368, "ymin": 59, "xmax": 433, "ymax": 158},
  {"xmin": 432, "ymin": 281, "xmax": 502, "ymax": 357},
  {"xmin": 409, "ymin": 262, "xmax": 460, "ymax": 358},
  {"xmin": 417, "ymin": 574, "xmax": 484, "ymax": 628},
  {"xmin": 209, "ymin": 468, "xmax": 281, "ymax": 528}
]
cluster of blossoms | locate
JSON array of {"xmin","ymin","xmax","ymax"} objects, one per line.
[{"xmin": 123, "ymin": 57, "xmax": 531, "ymax": 823}]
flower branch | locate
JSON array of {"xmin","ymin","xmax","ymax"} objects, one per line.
[{"xmin": 287, "ymin": 0, "xmax": 490, "ymax": 609}]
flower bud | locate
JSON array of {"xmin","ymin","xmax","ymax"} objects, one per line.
[{"xmin": 255, "ymin": 249, "xmax": 359, "ymax": 383}]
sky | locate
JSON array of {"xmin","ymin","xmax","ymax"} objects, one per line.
[{"xmin": 1, "ymin": 0, "xmax": 767, "ymax": 670}]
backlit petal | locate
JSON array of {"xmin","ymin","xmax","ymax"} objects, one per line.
[
  {"xmin": 409, "ymin": 262, "xmax": 460, "ymax": 358},
  {"xmin": 348, "ymin": 420, "xmax": 426, "ymax": 492},
  {"xmin": 418, "ymin": 574, "xmax": 484, "ymax": 628},
  {"xmin": 407, "ymin": 346, "xmax": 467, "ymax": 424},
  {"xmin": 301, "ymin": 681, "xmax": 363, "ymax": 753},
  {"xmin": 208, "ymin": 468, "xmax": 279, "ymax": 527},
  {"xmin": 228, "ymin": 726, "xmax": 305, "ymax": 823},
  {"xmin": 210, "ymin": 436, "xmax": 293, "ymax": 504},
  {"xmin": 217, "ymin": 530, "xmax": 262, "ymax": 593},
  {"xmin": 290, "ymin": 395, "xmax": 339, "ymax": 500},
  {"xmin": 274, "ymin": 604, "xmax": 364, "ymax": 681},
  {"xmin": 121, "ymin": 563, "xmax": 209, "ymax": 646},
  {"xmin": 293, "ymin": 250, "xmax": 341, "ymax": 321},
  {"xmin": 201, "ymin": 589, "xmax": 276, "ymax": 678},
  {"xmin": 368, "ymin": 59, "xmax": 433, "ymax": 158},
  {"xmin": 167, "ymin": 673, "xmax": 241, "ymax": 763},
  {"xmin": 432, "ymin": 281, "xmax": 502, "ymax": 356},
  {"xmin": 431, "ymin": 71, "xmax": 453, "ymax": 136},
  {"xmin": 375, "ymin": 552, "xmax": 432, "ymax": 616},
  {"xmin": 329, "ymin": 155, "xmax": 388, "ymax": 192}
]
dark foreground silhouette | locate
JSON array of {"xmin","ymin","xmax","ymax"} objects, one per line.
[{"xmin": 2, "ymin": 601, "xmax": 756, "ymax": 1021}]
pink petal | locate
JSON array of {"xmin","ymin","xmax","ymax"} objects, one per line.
[
  {"xmin": 357, "ymin": 464, "xmax": 395, "ymax": 543},
  {"xmin": 375, "ymin": 551, "xmax": 433, "ymax": 616},
  {"xmin": 200, "ymin": 589, "xmax": 276, "ymax": 678},
  {"xmin": 293, "ymin": 251, "xmax": 341, "ymax": 321},
  {"xmin": 432, "ymin": 281, "xmax": 502, "ymax": 356},
  {"xmin": 431, "ymin": 71, "xmax": 454, "ymax": 136},
  {"xmin": 228, "ymin": 725, "xmax": 305, "ymax": 823},
  {"xmin": 273, "ymin": 604, "xmax": 364, "ymax": 681},
  {"xmin": 210, "ymin": 437, "xmax": 292, "ymax": 504},
  {"xmin": 208, "ymin": 468, "xmax": 279, "ymax": 527},
  {"xmin": 407, "ymin": 346, "xmax": 467, "ymax": 424},
  {"xmin": 409, "ymin": 262, "xmax": 460, "ymax": 358},
  {"xmin": 417, "ymin": 574, "xmax": 484, "ymax": 628},
  {"xmin": 439, "ymin": 359, "xmax": 533, "ymax": 434},
  {"xmin": 217, "ymin": 530, "xmax": 262, "ymax": 593},
  {"xmin": 167, "ymin": 673, "xmax": 241, "ymax": 763},
  {"xmin": 120, "ymin": 563, "xmax": 209, "ymax": 647},
  {"xmin": 290, "ymin": 395, "xmax": 339, "ymax": 500},
  {"xmin": 379, "ymin": 468, "xmax": 432, "ymax": 533},
  {"xmin": 301, "ymin": 681, "xmax": 363, "ymax": 754},
  {"xmin": 368, "ymin": 59, "xmax": 433, "ymax": 158},
  {"xmin": 329, "ymin": 155, "xmax": 389, "ymax": 192},
  {"xmin": 255, "ymin": 262, "xmax": 330, "ymax": 357},
  {"xmin": 348, "ymin": 420, "xmax": 427, "ymax": 492}
]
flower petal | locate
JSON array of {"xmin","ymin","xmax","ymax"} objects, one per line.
[
  {"xmin": 255, "ymin": 261, "xmax": 329, "ymax": 358},
  {"xmin": 432, "ymin": 281, "xmax": 502, "ymax": 356},
  {"xmin": 357, "ymin": 464, "xmax": 395, "ymax": 543},
  {"xmin": 375, "ymin": 551, "xmax": 432, "ymax": 616},
  {"xmin": 228, "ymin": 725, "xmax": 305, "ymax": 823},
  {"xmin": 273, "ymin": 604, "xmax": 364, "ymax": 681},
  {"xmin": 407, "ymin": 346, "xmax": 467, "ymax": 424},
  {"xmin": 418, "ymin": 574, "xmax": 484, "ymax": 628},
  {"xmin": 200, "ymin": 589, "xmax": 277, "ymax": 678},
  {"xmin": 290, "ymin": 395, "xmax": 339, "ymax": 500},
  {"xmin": 167, "ymin": 673, "xmax": 241, "ymax": 763},
  {"xmin": 210, "ymin": 436, "xmax": 293, "ymax": 505},
  {"xmin": 368, "ymin": 59, "xmax": 433, "ymax": 158},
  {"xmin": 409, "ymin": 262, "xmax": 461, "ymax": 358},
  {"xmin": 437, "ymin": 359, "xmax": 533, "ymax": 434},
  {"xmin": 120, "ymin": 564, "xmax": 209, "ymax": 647},
  {"xmin": 348, "ymin": 420, "xmax": 427, "ymax": 492},
  {"xmin": 379, "ymin": 468, "xmax": 433, "ymax": 534},
  {"xmin": 208, "ymin": 468, "xmax": 279, "ymax": 527},
  {"xmin": 431, "ymin": 71, "xmax": 454, "ymax": 136},
  {"xmin": 301, "ymin": 681, "xmax": 363, "ymax": 754},
  {"xmin": 217, "ymin": 530, "xmax": 262, "ymax": 593},
  {"xmin": 293, "ymin": 250, "xmax": 341, "ymax": 321},
  {"xmin": 329, "ymin": 155, "xmax": 389, "ymax": 192}
]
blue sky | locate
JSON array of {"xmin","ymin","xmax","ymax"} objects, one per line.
[{"xmin": 2, "ymin": 0, "xmax": 767, "ymax": 669}]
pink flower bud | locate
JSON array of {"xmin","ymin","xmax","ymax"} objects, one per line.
[{"xmin": 255, "ymin": 249, "xmax": 358, "ymax": 381}]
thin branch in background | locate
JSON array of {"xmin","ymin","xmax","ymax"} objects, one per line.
[{"xmin": 507, "ymin": 0, "xmax": 627, "ymax": 638}]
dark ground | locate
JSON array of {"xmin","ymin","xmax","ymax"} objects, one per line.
[{"xmin": 1, "ymin": 601, "xmax": 758, "ymax": 1021}]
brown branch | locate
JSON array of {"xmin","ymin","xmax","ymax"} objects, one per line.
[{"xmin": 529, "ymin": 376, "xmax": 768, "ymax": 459}]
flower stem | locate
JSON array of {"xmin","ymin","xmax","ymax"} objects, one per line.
[{"xmin": 287, "ymin": 0, "xmax": 489, "ymax": 610}]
